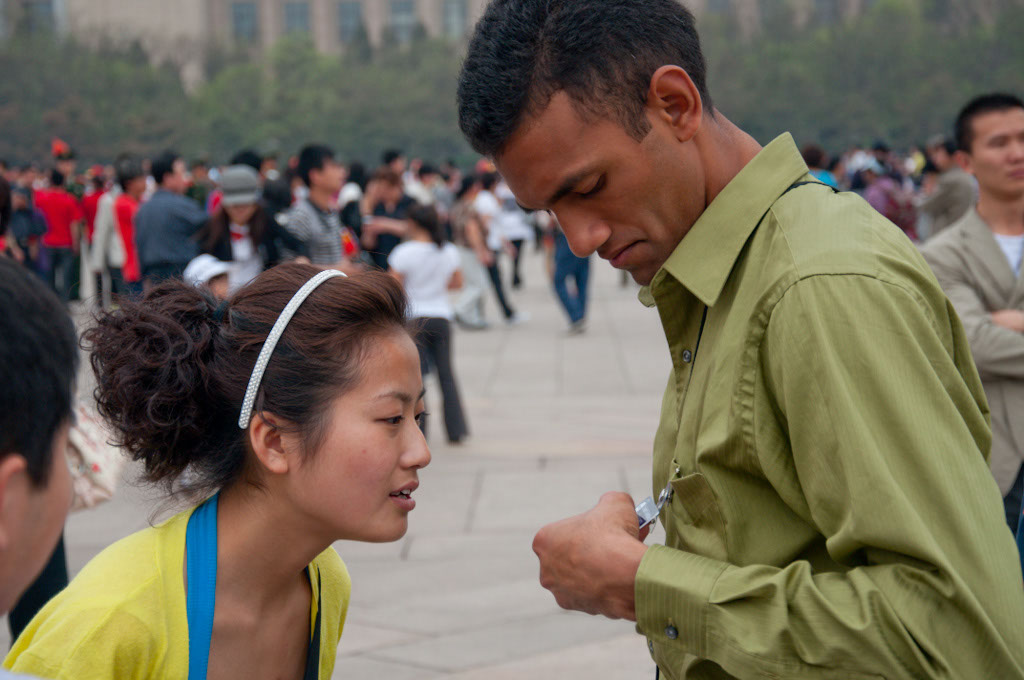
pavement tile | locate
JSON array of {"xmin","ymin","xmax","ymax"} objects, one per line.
[
  {"xmin": 365, "ymin": 611, "xmax": 628, "ymax": 673},
  {"xmin": 332, "ymin": 654, "xmax": 443, "ymax": 679},
  {"xmin": 443, "ymin": 633, "xmax": 657, "ymax": 680}
]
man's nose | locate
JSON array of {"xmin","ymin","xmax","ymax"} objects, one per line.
[
  {"xmin": 1009, "ymin": 138, "xmax": 1024, "ymax": 162},
  {"xmin": 555, "ymin": 210, "xmax": 611, "ymax": 258}
]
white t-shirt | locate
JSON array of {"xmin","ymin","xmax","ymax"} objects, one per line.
[
  {"xmin": 993, "ymin": 232, "xmax": 1024, "ymax": 277},
  {"xmin": 473, "ymin": 190, "xmax": 503, "ymax": 251},
  {"xmin": 228, "ymin": 223, "xmax": 263, "ymax": 293},
  {"xmin": 388, "ymin": 241, "xmax": 461, "ymax": 320},
  {"xmin": 495, "ymin": 183, "xmax": 534, "ymax": 242}
]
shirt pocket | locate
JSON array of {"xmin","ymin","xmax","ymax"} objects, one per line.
[{"xmin": 667, "ymin": 469, "xmax": 730, "ymax": 563}]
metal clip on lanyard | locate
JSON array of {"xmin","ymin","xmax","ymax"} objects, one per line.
[{"xmin": 636, "ymin": 484, "xmax": 674, "ymax": 529}]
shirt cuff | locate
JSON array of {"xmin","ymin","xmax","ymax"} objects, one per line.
[{"xmin": 634, "ymin": 544, "xmax": 728, "ymax": 657}]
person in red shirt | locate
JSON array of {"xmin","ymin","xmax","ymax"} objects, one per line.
[
  {"xmin": 33, "ymin": 169, "xmax": 83, "ymax": 302},
  {"xmin": 81, "ymin": 174, "xmax": 105, "ymax": 243},
  {"xmin": 114, "ymin": 161, "xmax": 146, "ymax": 296}
]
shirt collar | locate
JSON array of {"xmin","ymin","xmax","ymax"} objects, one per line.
[{"xmin": 639, "ymin": 133, "xmax": 809, "ymax": 308}]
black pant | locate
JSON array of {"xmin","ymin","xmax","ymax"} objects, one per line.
[
  {"xmin": 415, "ymin": 317, "xmax": 468, "ymax": 442},
  {"xmin": 8, "ymin": 533, "xmax": 68, "ymax": 643},
  {"xmin": 47, "ymin": 247, "xmax": 76, "ymax": 303},
  {"xmin": 486, "ymin": 253, "xmax": 515, "ymax": 319},
  {"xmin": 510, "ymin": 239, "xmax": 525, "ymax": 288}
]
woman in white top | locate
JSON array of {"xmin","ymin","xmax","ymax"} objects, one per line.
[{"xmin": 388, "ymin": 204, "xmax": 469, "ymax": 443}]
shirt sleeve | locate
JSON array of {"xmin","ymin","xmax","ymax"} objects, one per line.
[
  {"xmin": 180, "ymin": 196, "xmax": 207, "ymax": 232},
  {"xmin": 445, "ymin": 243, "xmax": 461, "ymax": 271},
  {"xmin": 133, "ymin": 206, "xmax": 149, "ymax": 262},
  {"xmin": 90, "ymin": 195, "xmax": 114, "ymax": 269},
  {"xmin": 115, "ymin": 200, "xmax": 133, "ymax": 234},
  {"xmin": 635, "ymin": 273, "xmax": 1024, "ymax": 679},
  {"xmin": 284, "ymin": 206, "xmax": 314, "ymax": 243},
  {"xmin": 922, "ymin": 245, "xmax": 1024, "ymax": 381},
  {"xmin": 4, "ymin": 606, "xmax": 160, "ymax": 680},
  {"xmin": 70, "ymin": 194, "xmax": 84, "ymax": 223},
  {"xmin": 387, "ymin": 243, "xmax": 411, "ymax": 274}
]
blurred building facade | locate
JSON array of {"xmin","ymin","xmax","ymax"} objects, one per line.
[{"xmin": 0, "ymin": 0, "xmax": 1012, "ymax": 89}]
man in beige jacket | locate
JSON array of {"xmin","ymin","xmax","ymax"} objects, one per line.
[
  {"xmin": 923, "ymin": 92, "xmax": 1024, "ymax": 532},
  {"xmin": 919, "ymin": 135, "xmax": 976, "ymax": 238}
]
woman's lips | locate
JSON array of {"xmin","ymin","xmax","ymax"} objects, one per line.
[
  {"xmin": 389, "ymin": 483, "xmax": 418, "ymax": 511},
  {"xmin": 389, "ymin": 493, "xmax": 416, "ymax": 511}
]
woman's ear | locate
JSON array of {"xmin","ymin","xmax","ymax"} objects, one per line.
[{"xmin": 247, "ymin": 412, "xmax": 296, "ymax": 476}]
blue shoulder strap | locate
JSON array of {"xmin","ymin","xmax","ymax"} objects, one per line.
[
  {"xmin": 185, "ymin": 494, "xmax": 219, "ymax": 680},
  {"xmin": 185, "ymin": 493, "xmax": 323, "ymax": 679},
  {"xmin": 1016, "ymin": 500, "xmax": 1024, "ymax": 578}
]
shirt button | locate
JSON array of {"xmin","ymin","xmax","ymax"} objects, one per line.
[
  {"xmin": 665, "ymin": 625, "xmax": 678, "ymax": 640},
  {"xmin": 681, "ymin": 349, "xmax": 693, "ymax": 363},
  {"xmin": 648, "ymin": 638, "xmax": 655, "ymax": 654}
]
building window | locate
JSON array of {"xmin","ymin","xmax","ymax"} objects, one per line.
[
  {"xmin": 390, "ymin": 0, "xmax": 417, "ymax": 44},
  {"xmin": 337, "ymin": 1, "xmax": 362, "ymax": 43},
  {"xmin": 23, "ymin": 0, "xmax": 56, "ymax": 33},
  {"xmin": 284, "ymin": 1, "xmax": 311, "ymax": 34},
  {"xmin": 231, "ymin": 1, "xmax": 259, "ymax": 41},
  {"xmin": 814, "ymin": 0, "xmax": 839, "ymax": 24},
  {"xmin": 442, "ymin": 0, "xmax": 466, "ymax": 38}
]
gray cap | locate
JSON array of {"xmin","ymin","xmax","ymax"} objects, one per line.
[{"xmin": 220, "ymin": 164, "xmax": 260, "ymax": 206}]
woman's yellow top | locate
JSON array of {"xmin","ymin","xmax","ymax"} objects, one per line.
[{"xmin": 4, "ymin": 505, "xmax": 350, "ymax": 679}]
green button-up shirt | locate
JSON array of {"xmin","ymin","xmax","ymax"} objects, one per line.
[{"xmin": 634, "ymin": 134, "xmax": 1024, "ymax": 679}]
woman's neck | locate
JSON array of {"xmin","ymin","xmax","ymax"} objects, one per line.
[{"xmin": 213, "ymin": 484, "xmax": 324, "ymax": 613}]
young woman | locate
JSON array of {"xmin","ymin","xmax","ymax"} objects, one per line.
[
  {"xmin": 388, "ymin": 203, "xmax": 469, "ymax": 444},
  {"xmin": 196, "ymin": 164, "xmax": 309, "ymax": 293},
  {"xmin": 4, "ymin": 263, "xmax": 430, "ymax": 679}
]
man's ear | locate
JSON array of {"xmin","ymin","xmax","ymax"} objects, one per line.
[
  {"xmin": 0, "ymin": 455, "xmax": 29, "ymax": 551},
  {"xmin": 954, "ymin": 149, "xmax": 973, "ymax": 174},
  {"xmin": 247, "ymin": 413, "xmax": 296, "ymax": 477},
  {"xmin": 646, "ymin": 65, "xmax": 704, "ymax": 144}
]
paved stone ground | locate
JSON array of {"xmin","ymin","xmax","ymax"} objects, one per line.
[{"xmin": 3, "ymin": 249, "xmax": 672, "ymax": 678}]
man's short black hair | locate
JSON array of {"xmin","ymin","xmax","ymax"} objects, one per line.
[
  {"xmin": 955, "ymin": 93, "xmax": 1024, "ymax": 153},
  {"xmin": 297, "ymin": 144, "xmax": 336, "ymax": 188},
  {"xmin": 0, "ymin": 258, "xmax": 78, "ymax": 486},
  {"xmin": 382, "ymin": 149, "xmax": 404, "ymax": 166},
  {"xmin": 457, "ymin": 0, "xmax": 713, "ymax": 158},
  {"xmin": 151, "ymin": 151, "xmax": 181, "ymax": 185},
  {"xmin": 49, "ymin": 169, "xmax": 64, "ymax": 188}
]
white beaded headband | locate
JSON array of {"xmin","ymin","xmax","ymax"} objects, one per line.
[{"xmin": 238, "ymin": 269, "xmax": 347, "ymax": 429}]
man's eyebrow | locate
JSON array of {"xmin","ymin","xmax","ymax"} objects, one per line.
[{"xmin": 539, "ymin": 167, "xmax": 598, "ymax": 210}]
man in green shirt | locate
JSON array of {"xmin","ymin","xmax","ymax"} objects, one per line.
[{"xmin": 457, "ymin": 1, "xmax": 1024, "ymax": 678}]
